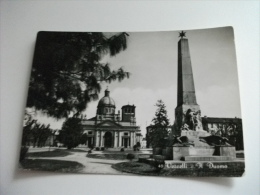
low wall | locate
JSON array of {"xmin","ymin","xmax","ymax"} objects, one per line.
[{"xmin": 153, "ymin": 147, "xmax": 162, "ymax": 155}]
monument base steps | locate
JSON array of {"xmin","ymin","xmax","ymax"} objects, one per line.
[{"xmin": 184, "ymin": 155, "xmax": 234, "ymax": 161}]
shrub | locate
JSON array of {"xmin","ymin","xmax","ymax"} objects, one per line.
[
  {"xmin": 19, "ymin": 146, "xmax": 29, "ymax": 162},
  {"xmin": 58, "ymin": 117, "xmax": 83, "ymax": 149},
  {"xmin": 133, "ymin": 145, "xmax": 137, "ymax": 151},
  {"xmin": 126, "ymin": 153, "xmax": 135, "ymax": 161},
  {"xmin": 95, "ymin": 147, "xmax": 100, "ymax": 151},
  {"xmin": 151, "ymin": 159, "xmax": 165, "ymax": 171},
  {"xmin": 120, "ymin": 148, "xmax": 124, "ymax": 152},
  {"xmin": 101, "ymin": 147, "xmax": 105, "ymax": 151}
]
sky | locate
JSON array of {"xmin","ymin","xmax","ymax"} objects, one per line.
[{"xmin": 34, "ymin": 27, "xmax": 241, "ymax": 135}]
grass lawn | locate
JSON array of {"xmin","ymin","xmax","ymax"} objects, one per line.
[
  {"xmin": 20, "ymin": 159, "xmax": 85, "ymax": 173},
  {"xmin": 27, "ymin": 148, "xmax": 87, "ymax": 158},
  {"xmin": 112, "ymin": 161, "xmax": 245, "ymax": 177},
  {"xmin": 67, "ymin": 148, "xmax": 88, "ymax": 153},
  {"xmin": 87, "ymin": 153, "xmax": 151, "ymax": 160},
  {"xmin": 27, "ymin": 149, "xmax": 72, "ymax": 157}
]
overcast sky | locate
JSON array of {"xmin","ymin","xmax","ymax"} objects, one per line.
[{"xmin": 35, "ymin": 27, "xmax": 241, "ymax": 135}]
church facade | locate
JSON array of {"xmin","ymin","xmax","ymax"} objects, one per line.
[{"xmin": 81, "ymin": 89, "xmax": 141, "ymax": 148}]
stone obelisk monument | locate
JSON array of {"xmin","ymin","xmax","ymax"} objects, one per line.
[
  {"xmin": 169, "ymin": 31, "xmax": 236, "ymax": 162},
  {"xmin": 173, "ymin": 31, "xmax": 202, "ymax": 135}
]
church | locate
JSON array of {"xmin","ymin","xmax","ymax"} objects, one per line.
[{"xmin": 81, "ymin": 89, "xmax": 141, "ymax": 148}]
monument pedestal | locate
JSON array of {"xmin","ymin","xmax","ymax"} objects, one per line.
[
  {"xmin": 184, "ymin": 155, "xmax": 234, "ymax": 161},
  {"xmin": 171, "ymin": 131, "xmax": 236, "ymax": 161},
  {"xmin": 181, "ymin": 130, "xmax": 211, "ymax": 147},
  {"xmin": 214, "ymin": 146, "xmax": 236, "ymax": 159},
  {"xmin": 172, "ymin": 146, "xmax": 236, "ymax": 161},
  {"xmin": 173, "ymin": 146, "xmax": 215, "ymax": 160}
]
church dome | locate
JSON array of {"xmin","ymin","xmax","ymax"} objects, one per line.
[{"xmin": 97, "ymin": 89, "xmax": 116, "ymax": 108}]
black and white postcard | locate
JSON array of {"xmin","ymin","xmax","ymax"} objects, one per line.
[{"xmin": 19, "ymin": 27, "xmax": 245, "ymax": 177}]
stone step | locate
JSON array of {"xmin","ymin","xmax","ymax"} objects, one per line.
[
  {"xmin": 153, "ymin": 155, "xmax": 166, "ymax": 160},
  {"xmin": 105, "ymin": 147, "xmax": 133, "ymax": 151},
  {"xmin": 184, "ymin": 156, "xmax": 234, "ymax": 161}
]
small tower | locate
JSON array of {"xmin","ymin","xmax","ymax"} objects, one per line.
[{"xmin": 121, "ymin": 105, "xmax": 136, "ymax": 123}]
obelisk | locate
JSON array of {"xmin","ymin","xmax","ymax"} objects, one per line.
[{"xmin": 173, "ymin": 31, "xmax": 202, "ymax": 135}]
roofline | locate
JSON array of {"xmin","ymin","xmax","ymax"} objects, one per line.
[
  {"xmin": 121, "ymin": 105, "xmax": 136, "ymax": 108},
  {"xmin": 202, "ymin": 116, "xmax": 242, "ymax": 120},
  {"xmin": 96, "ymin": 120, "xmax": 123, "ymax": 128}
]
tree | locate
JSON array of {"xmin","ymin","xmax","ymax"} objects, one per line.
[
  {"xmin": 148, "ymin": 100, "xmax": 170, "ymax": 148},
  {"xmin": 29, "ymin": 121, "xmax": 52, "ymax": 147},
  {"xmin": 22, "ymin": 116, "xmax": 36, "ymax": 147},
  {"xmin": 26, "ymin": 32, "xmax": 130, "ymax": 119},
  {"xmin": 37, "ymin": 124, "xmax": 52, "ymax": 147},
  {"xmin": 20, "ymin": 118, "xmax": 52, "ymax": 162},
  {"xmin": 80, "ymin": 133, "xmax": 88, "ymax": 145},
  {"xmin": 58, "ymin": 117, "xmax": 83, "ymax": 149},
  {"xmin": 215, "ymin": 121, "xmax": 244, "ymax": 150}
]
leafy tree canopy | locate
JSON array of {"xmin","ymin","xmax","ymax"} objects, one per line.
[
  {"xmin": 148, "ymin": 100, "xmax": 170, "ymax": 147},
  {"xmin": 26, "ymin": 32, "xmax": 130, "ymax": 119},
  {"xmin": 151, "ymin": 100, "xmax": 170, "ymax": 127},
  {"xmin": 58, "ymin": 117, "xmax": 83, "ymax": 149},
  {"xmin": 22, "ymin": 118, "xmax": 53, "ymax": 147}
]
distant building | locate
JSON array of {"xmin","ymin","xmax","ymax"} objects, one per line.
[
  {"xmin": 201, "ymin": 116, "xmax": 243, "ymax": 150},
  {"xmin": 201, "ymin": 116, "xmax": 242, "ymax": 134},
  {"xmin": 136, "ymin": 132, "xmax": 143, "ymax": 144},
  {"xmin": 140, "ymin": 137, "xmax": 147, "ymax": 148},
  {"xmin": 81, "ymin": 89, "xmax": 141, "ymax": 148},
  {"xmin": 135, "ymin": 132, "xmax": 147, "ymax": 148}
]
